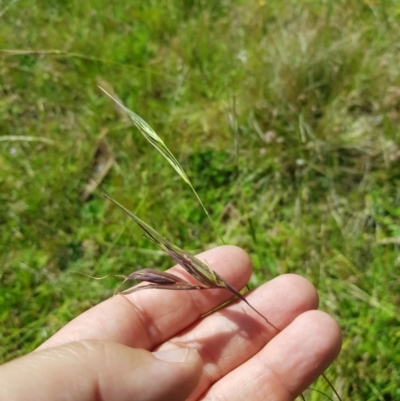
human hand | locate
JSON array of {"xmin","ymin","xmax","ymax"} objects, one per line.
[{"xmin": 0, "ymin": 246, "xmax": 341, "ymax": 401}]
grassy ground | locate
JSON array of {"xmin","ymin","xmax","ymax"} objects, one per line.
[{"xmin": 1, "ymin": 0, "xmax": 400, "ymax": 399}]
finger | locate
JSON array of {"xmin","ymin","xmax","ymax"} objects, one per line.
[
  {"xmin": 39, "ymin": 246, "xmax": 252, "ymax": 351},
  {"xmin": 0, "ymin": 340, "xmax": 202, "ymax": 401},
  {"xmin": 202, "ymin": 310, "xmax": 342, "ymax": 401},
  {"xmin": 155, "ymin": 274, "xmax": 319, "ymax": 400}
]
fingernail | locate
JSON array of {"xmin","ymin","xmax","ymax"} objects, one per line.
[{"xmin": 153, "ymin": 348, "xmax": 190, "ymax": 363}]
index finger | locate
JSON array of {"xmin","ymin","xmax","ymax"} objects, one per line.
[{"xmin": 38, "ymin": 245, "xmax": 252, "ymax": 351}]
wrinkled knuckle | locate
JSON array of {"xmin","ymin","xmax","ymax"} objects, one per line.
[{"xmin": 77, "ymin": 339, "xmax": 108, "ymax": 359}]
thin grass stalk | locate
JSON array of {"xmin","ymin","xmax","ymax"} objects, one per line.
[
  {"xmin": 98, "ymin": 85, "xmax": 224, "ymax": 244},
  {"xmin": 321, "ymin": 373, "xmax": 341, "ymax": 401}
]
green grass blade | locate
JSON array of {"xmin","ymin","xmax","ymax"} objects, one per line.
[{"xmin": 99, "ymin": 85, "xmax": 224, "ymax": 243}]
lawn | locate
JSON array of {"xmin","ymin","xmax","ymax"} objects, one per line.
[{"xmin": 1, "ymin": 1, "xmax": 399, "ymax": 399}]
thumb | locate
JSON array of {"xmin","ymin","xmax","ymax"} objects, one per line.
[{"xmin": 0, "ymin": 340, "xmax": 203, "ymax": 401}]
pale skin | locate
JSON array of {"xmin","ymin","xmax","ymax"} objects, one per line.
[{"xmin": 0, "ymin": 246, "xmax": 342, "ymax": 401}]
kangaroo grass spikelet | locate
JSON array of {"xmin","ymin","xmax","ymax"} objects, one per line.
[
  {"xmin": 98, "ymin": 85, "xmax": 224, "ymax": 244},
  {"xmin": 101, "ymin": 191, "xmax": 277, "ymax": 330}
]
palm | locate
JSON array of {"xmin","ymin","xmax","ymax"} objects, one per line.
[{"xmin": 39, "ymin": 246, "xmax": 341, "ymax": 401}]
